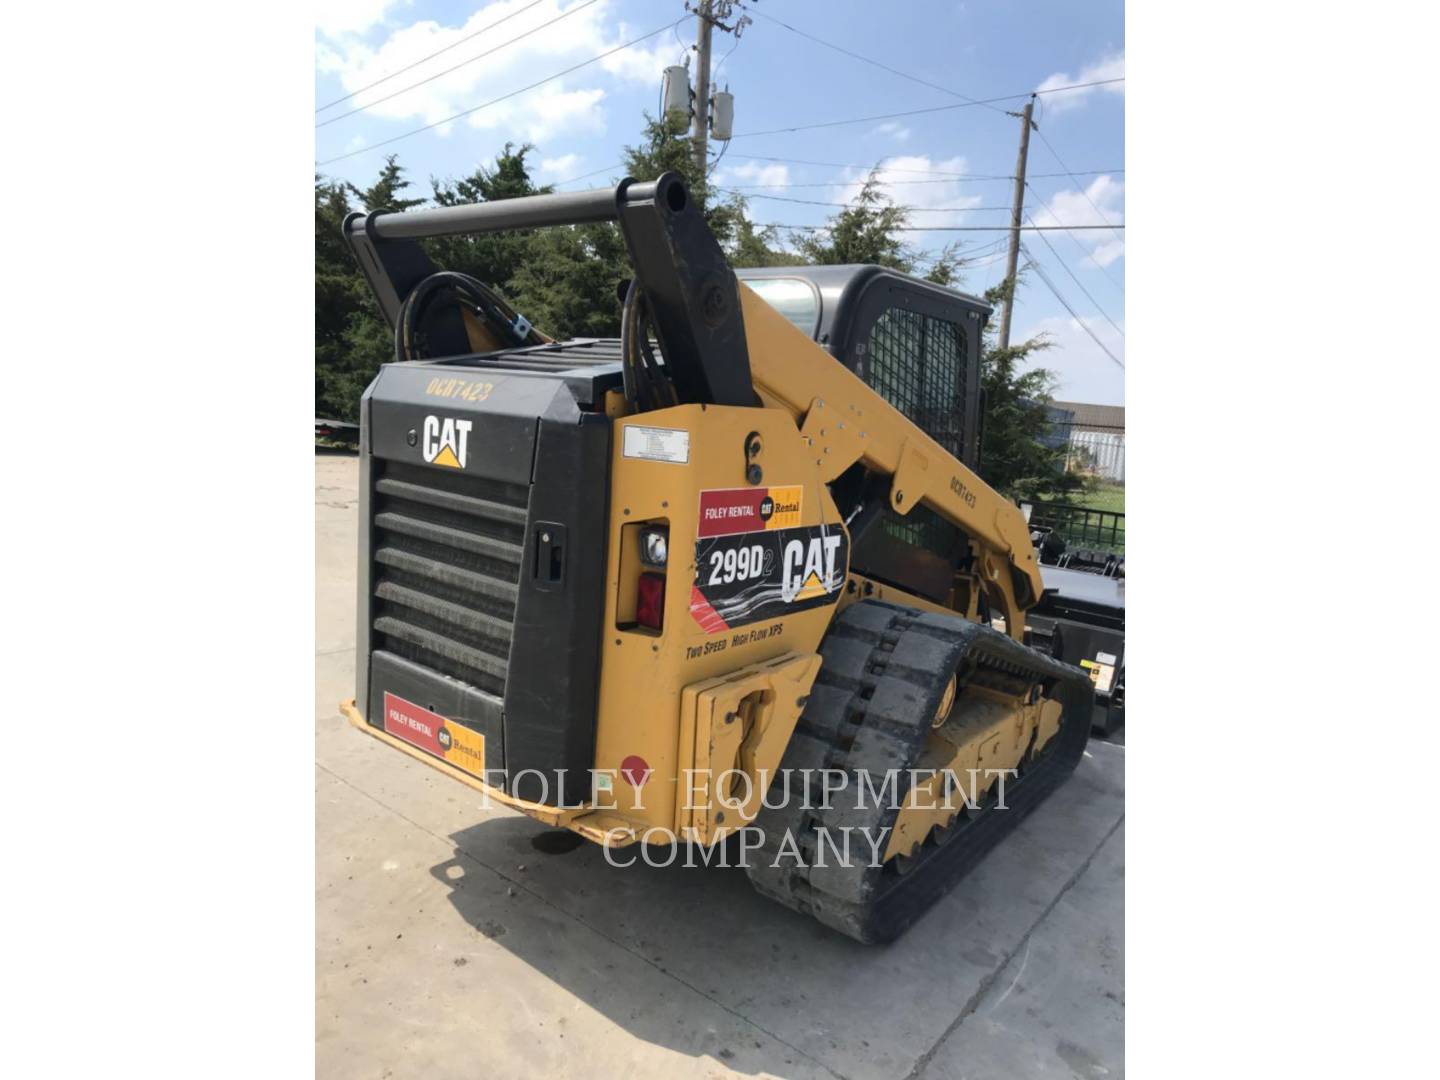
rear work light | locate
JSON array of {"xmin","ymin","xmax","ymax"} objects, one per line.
[
  {"xmin": 636, "ymin": 571, "xmax": 666, "ymax": 630},
  {"xmin": 639, "ymin": 526, "xmax": 668, "ymax": 568}
]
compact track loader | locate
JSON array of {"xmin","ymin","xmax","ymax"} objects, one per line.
[{"xmin": 340, "ymin": 173, "xmax": 1093, "ymax": 943}]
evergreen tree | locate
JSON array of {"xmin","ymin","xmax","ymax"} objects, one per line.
[
  {"xmin": 794, "ymin": 172, "xmax": 913, "ymax": 270},
  {"xmin": 427, "ymin": 143, "xmax": 550, "ymax": 296},
  {"xmin": 974, "ymin": 275, "xmax": 1085, "ymax": 502}
]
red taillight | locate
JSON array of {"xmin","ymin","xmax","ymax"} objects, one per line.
[{"xmin": 636, "ymin": 571, "xmax": 666, "ymax": 630}]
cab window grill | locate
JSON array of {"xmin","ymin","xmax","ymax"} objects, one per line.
[{"xmin": 866, "ymin": 307, "xmax": 969, "ymax": 557}]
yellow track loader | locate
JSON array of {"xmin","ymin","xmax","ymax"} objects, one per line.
[{"xmin": 340, "ymin": 174, "xmax": 1093, "ymax": 943}]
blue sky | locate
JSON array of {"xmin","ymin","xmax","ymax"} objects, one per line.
[{"xmin": 316, "ymin": 0, "xmax": 1124, "ymax": 404}]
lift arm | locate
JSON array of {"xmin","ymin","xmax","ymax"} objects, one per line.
[{"xmin": 735, "ymin": 286, "xmax": 1043, "ymax": 634}]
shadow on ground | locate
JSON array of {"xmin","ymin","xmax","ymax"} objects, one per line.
[{"xmin": 423, "ymin": 750, "xmax": 1123, "ymax": 1080}]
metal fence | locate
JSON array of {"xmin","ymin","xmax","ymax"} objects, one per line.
[
  {"xmin": 1028, "ymin": 501, "xmax": 1126, "ymax": 554},
  {"xmin": 1061, "ymin": 427, "xmax": 1126, "ymax": 482}
]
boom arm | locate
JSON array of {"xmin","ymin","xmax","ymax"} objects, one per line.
[{"xmin": 735, "ymin": 286, "xmax": 1044, "ymax": 636}]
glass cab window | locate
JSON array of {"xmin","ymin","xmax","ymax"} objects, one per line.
[{"xmin": 739, "ymin": 277, "xmax": 821, "ymax": 338}]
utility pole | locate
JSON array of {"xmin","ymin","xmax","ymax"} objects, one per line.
[
  {"xmin": 998, "ymin": 97, "xmax": 1036, "ymax": 351},
  {"xmin": 690, "ymin": 1, "xmax": 714, "ymax": 179}
]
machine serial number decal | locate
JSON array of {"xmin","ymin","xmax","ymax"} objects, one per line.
[
  {"xmin": 425, "ymin": 376, "xmax": 495, "ymax": 402},
  {"xmin": 697, "ymin": 485, "xmax": 803, "ymax": 537},
  {"xmin": 690, "ymin": 524, "xmax": 848, "ymax": 633}
]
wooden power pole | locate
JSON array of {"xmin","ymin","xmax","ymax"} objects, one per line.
[
  {"xmin": 998, "ymin": 97, "xmax": 1036, "ymax": 351},
  {"xmin": 691, "ymin": 1, "xmax": 714, "ymax": 179}
]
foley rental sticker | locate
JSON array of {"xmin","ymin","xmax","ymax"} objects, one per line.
[
  {"xmin": 697, "ymin": 486, "xmax": 804, "ymax": 537},
  {"xmin": 382, "ymin": 692, "xmax": 487, "ymax": 778}
]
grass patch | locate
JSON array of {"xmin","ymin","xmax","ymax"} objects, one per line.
[{"xmin": 1066, "ymin": 482, "xmax": 1125, "ymax": 514}]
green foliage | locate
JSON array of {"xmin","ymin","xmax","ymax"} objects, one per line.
[
  {"xmin": 730, "ymin": 214, "xmax": 793, "ymax": 268},
  {"xmin": 974, "ymin": 278, "xmax": 1085, "ymax": 502},
  {"xmin": 313, "ymin": 160, "xmax": 415, "ymax": 422},
  {"xmin": 794, "ymin": 172, "xmax": 913, "ymax": 271},
  {"xmin": 922, "ymin": 242, "xmax": 966, "ymax": 287},
  {"xmin": 507, "ymin": 222, "xmax": 630, "ymax": 339},
  {"xmin": 427, "ymin": 143, "xmax": 551, "ymax": 295}
]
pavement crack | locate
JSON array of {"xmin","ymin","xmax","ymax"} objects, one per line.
[
  {"xmin": 903, "ymin": 811, "xmax": 1125, "ymax": 1080},
  {"xmin": 316, "ymin": 761, "xmax": 852, "ymax": 1080}
]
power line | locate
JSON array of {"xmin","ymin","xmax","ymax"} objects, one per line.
[
  {"xmin": 551, "ymin": 162, "xmax": 622, "ymax": 187},
  {"xmin": 316, "ymin": 19, "xmax": 682, "ymax": 167},
  {"xmin": 773, "ymin": 223, "xmax": 1124, "ymax": 233},
  {"xmin": 1032, "ymin": 128, "xmax": 1125, "ymax": 244},
  {"xmin": 316, "ymin": 0, "xmax": 602, "ymax": 130},
  {"xmin": 717, "ymin": 189, "xmax": 1016, "ymax": 211},
  {"xmin": 1021, "ymin": 244, "xmax": 1125, "ymax": 370},
  {"xmin": 315, "ymin": 0, "xmax": 549, "ymax": 113},
  {"xmin": 1025, "ymin": 179, "xmax": 1125, "ymax": 295},
  {"xmin": 720, "ymin": 173, "xmax": 1119, "ymax": 191},
  {"xmin": 727, "ymin": 153, "xmax": 1123, "ymax": 180},
  {"xmin": 729, "ymin": 77, "xmax": 1124, "ymax": 139},
  {"xmin": 743, "ymin": 5, "xmax": 1008, "ymax": 115},
  {"xmin": 1025, "ymin": 214, "xmax": 1125, "ymax": 338}
]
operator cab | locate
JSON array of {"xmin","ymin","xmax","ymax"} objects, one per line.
[
  {"xmin": 737, "ymin": 265, "xmax": 988, "ymax": 470},
  {"xmin": 739, "ymin": 266, "xmax": 992, "ymax": 605}
]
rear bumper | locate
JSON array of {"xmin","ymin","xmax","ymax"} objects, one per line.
[{"xmin": 341, "ymin": 698, "xmax": 642, "ymax": 847}]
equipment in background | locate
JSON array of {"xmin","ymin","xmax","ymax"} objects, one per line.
[
  {"xmin": 1021, "ymin": 501, "xmax": 1125, "ymax": 736},
  {"xmin": 339, "ymin": 173, "xmax": 1094, "ymax": 944},
  {"xmin": 1024, "ymin": 565, "xmax": 1125, "ymax": 737}
]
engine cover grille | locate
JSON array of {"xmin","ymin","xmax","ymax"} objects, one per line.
[{"xmin": 370, "ymin": 459, "xmax": 529, "ymax": 697}]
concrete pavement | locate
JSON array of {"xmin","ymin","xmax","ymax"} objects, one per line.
[{"xmin": 315, "ymin": 452, "xmax": 1125, "ymax": 1079}]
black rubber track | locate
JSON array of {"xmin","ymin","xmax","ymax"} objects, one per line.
[{"xmin": 744, "ymin": 600, "xmax": 1094, "ymax": 944}]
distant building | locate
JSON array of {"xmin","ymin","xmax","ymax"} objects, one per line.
[{"xmin": 1049, "ymin": 399, "xmax": 1125, "ymax": 482}]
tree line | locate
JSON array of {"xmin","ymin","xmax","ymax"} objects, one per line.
[{"xmin": 316, "ymin": 114, "xmax": 1081, "ymax": 500}]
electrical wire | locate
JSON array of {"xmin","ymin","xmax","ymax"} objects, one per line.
[
  {"xmin": 1024, "ymin": 214, "xmax": 1125, "ymax": 338},
  {"xmin": 315, "ymin": 0, "xmax": 549, "ymax": 112},
  {"xmin": 742, "ymin": 4, "xmax": 1009, "ymax": 115},
  {"xmin": 1032, "ymin": 128, "xmax": 1125, "ymax": 244},
  {"xmin": 1025, "ymin": 179, "xmax": 1125, "ymax": 295},
  {"xmin": 715, "ymin": 189, "xmax": 1016, "ymax": 211},
  {"xmin": 728, "ymin": 78, "xmax": 1123, "ymax": 139},
  {"xmin": 721, "ymin": 172, "xmax": 1122, "ymax": 190},
  {"xmin": 726, "ymin": 155, "xmax": 1124, "ymax": 180},
  {"xmin": 316, "ymin": 19, "xmax": 684, "ymax": 167},
  {"xmin": 316, "ymin": 0, "xmax": 603, "ymax": 129},
  {"xmin": 551, "ymin": 162, "xmax": 623, "ymax": 187},
  {"xmin": 773, "ymin": 223, "xmax": 1123, "ymax": 232},
  {"xmin": 1020, "ymin": 244, "xmax": 1125, "ymax": 370}
]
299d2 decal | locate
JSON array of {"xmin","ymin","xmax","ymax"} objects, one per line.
[{"xmin": 689, "ymin": 487, "xmax": 848, "ymax": 633}]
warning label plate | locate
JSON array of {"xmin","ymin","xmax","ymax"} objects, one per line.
[
  {"xmin": 382, "ymin": 692, "xmax": 488, "ymax": 779},
  {"xmin": 622, "ymin": 425, "xmax": 690, "ymax": 464}
]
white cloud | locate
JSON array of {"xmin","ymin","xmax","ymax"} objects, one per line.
[
  {"xmin": 1029, "ymin": 175, "xmax": 1125, "ymax": 266},
  {"xmin": 537, "ymin": 152, "xmax": 582, "ymax": 176},
  {"xmin": 316, "ymin": 0, "xmax": 407, "ymax": 40},
  {"xmin": 872, "ymin": 121, "xmax": 912, "ymax": 142},
  {"xmin": 317, "ymin": 1, "xmax": 668, "ymax": 145},
  {"xmin": 1036, "ymin": 51, "xmax": 1125, "ymax": 114},
  {"xmin": 831, "ymin": 155, "xmax": 983, "ymax": 228},
  {"xmin": 711, "ymin": 161, "xmax": 793, "ymax": 227},
  {"xmin": 1017, "ymin": 315, "xmax": 1125, "ymax": 405},
  {"xmin": 715, "ymin": 161, "xmax": 791, "ymax": 188}
]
